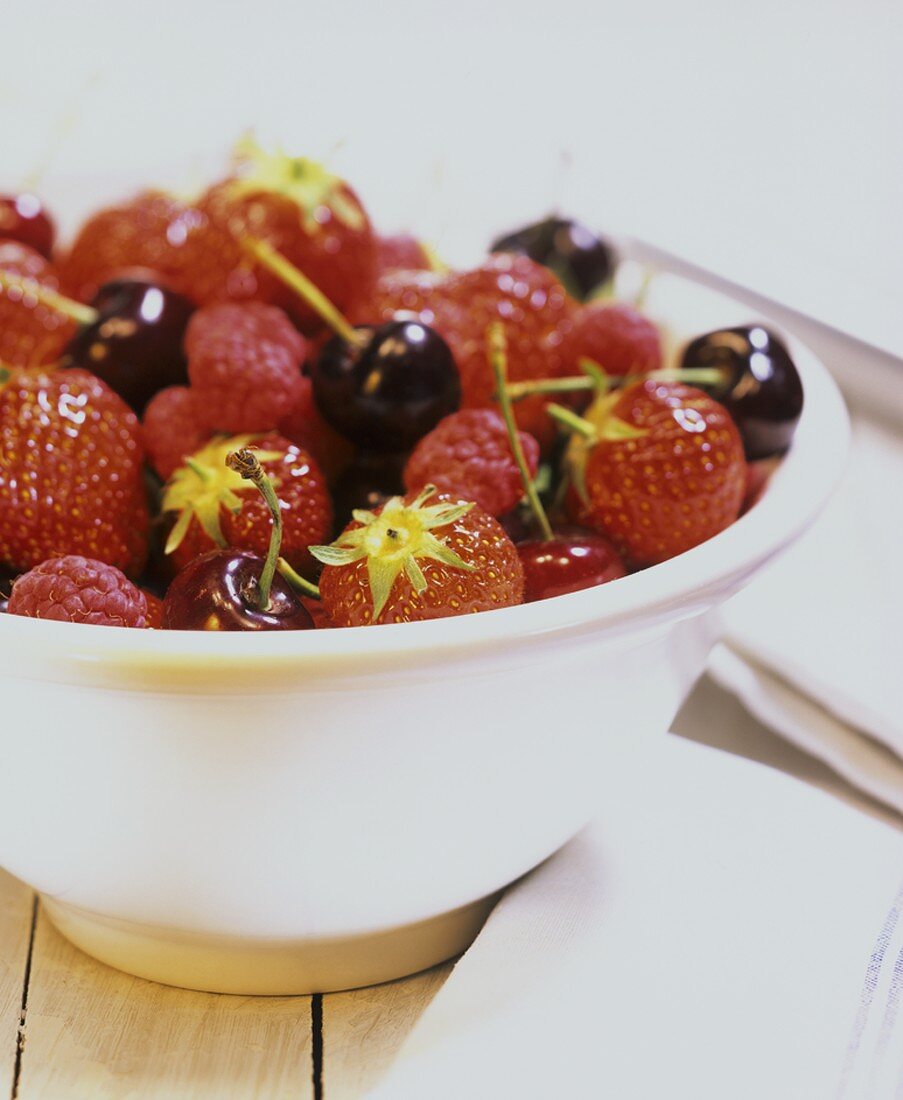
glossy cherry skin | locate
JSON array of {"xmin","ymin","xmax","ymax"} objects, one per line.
[
  {"xmin": 490, "ymin": 216, "xmax": 616, "ymax": 300},
  {"xmin": 312, "ymin": 320, "xmax": 460, "ymax": 452},
  {"xmin": 0, "ymin": 194, "xmax": 55, "ymax": 258},
  {"xmin": 63, "ymin": 277, "xmax": 195, "ymax": 413},
  {"xmin": 163, "ymin": 550, "xmax": 314, "ymax": 631},
  {"xmin": 330, "ymin": 451, "xmax": 406, "ymax": 535},
  {"xmin": 679, "ymin": 325, "xmax": 803, "ymax": 460},
  {"xmin": 517, "ymin": 528, "xmax": 627, "ymax": 603}
]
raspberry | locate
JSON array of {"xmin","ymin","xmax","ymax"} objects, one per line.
[
  {"xmin": 142, "ymin": 386, "xmax": 211, "ymax": 481},
  {"xmin": 404, "ymin": 409, "xmax": 540, "ymax": 517},
  {"xmin": 8, "ymin": 556, "xmax": 148, "ymax": 627},
  {"xmin": 186, "ymin": 302, "xmax": 306, "ymax": 433},
  {"xmin": 559, "ymin": 301, "xmax": 662, "ymax": 379}
]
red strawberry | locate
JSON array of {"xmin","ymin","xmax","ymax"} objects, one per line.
[
  {"xmin": 142, "ymin": 386, "xmax": 211, "ymax": 481},
  {"xmin": 0, "ymin": 241, "xmax": 77, "ymax": 368},
  {"xmin": 563, "ymin": 380, "xmax": 746, "ymax": 567},
  {"xmin": 276, "ymin": 375, "xmax": 355, "ymax": 484},
  {"xmin": 558, "ymin": 301, "xmax": 662, "ymax": 379},
  {"xmin": 60, "ymin": 190, "xmax": 241, "ymax": 307},
  {"xmin": 352, "ymin": 255, "xmax": 575, "ymax": 448},
  {"xmin": 143, "ymin": 590, "xmax": 165, "ymax": 628},
  {"xmin": 374, "ymin": 234, "xmax": 432, "ymax": 275},
  {"xmin": 404, "ymin": 408, "xmax": 540, "ymax": 517},
  {"xmin": 0, "ymin": 368, "xmax": 148, "ymax": 575},
  {"xmin": 7, "ymin": 555, "xmax": 148, "ymax": 627},
  {"xmin": 311, "ymin": 485, "xmax": 524, "ymax": 626},
  {"xmin": 199, "ymin": 140, "xmax": 376, "ymax": 334},
  {"xmin": 162, "ymin": 434, "xmax": 331, "ymax": 576},
  {"xmin": 185, "ymin": 302, "xmax": 306, "ymax": 433}
]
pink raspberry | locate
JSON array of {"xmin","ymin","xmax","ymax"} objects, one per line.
[
  {"xmin": 403, "ymin": 408, "xmax": 540, "ymax": 517},
  {"xmin": 142, "ymin": 386, "xmax": 211, "ymax": 481},
  {"xmin": 559, "ymin": 301, "xmax": 662, "ymax": 378},
  {"xmin": 8, "ymin": 555, "xmax": 149, "ymax": 627},
  {"xmin": 186, "ymin": 302, "xmax": 306, "ymax": 433}
]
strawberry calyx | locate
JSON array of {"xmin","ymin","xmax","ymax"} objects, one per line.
[
  {"xmin": 162, "ymin": 435, "xmax": 283, "ymax": 555},
  {"xmin": 549, "ymin": 391, "xmax": 648, "ymax": 504},
  {"xmin": 309, "ymin": 484, "xmax": 476, "ymax": 621},
  {"xmin": 229, "ymin": 136, "xmax": 366, "ymax": 235}
]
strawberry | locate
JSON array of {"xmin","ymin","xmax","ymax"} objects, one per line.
[
  {"xmin": 0, "ymin": 241, "xmax": 77, "ymax": 368},
  {"xmin": 558, "ymin": 301, "xmax": 662, "ymax": 379},
  {"xmin": 185, "ymin": 301, "xmax": 306, "ymax": 433},
  {"xmin": 276, "ymin": 375, "xmax": 355, "ymax": 484},
  {"xmin": 0, "ymin": 368, "xmax": 149, "ymax": 575},
  {"xmin": 351, "ymin": 255, "xmax": 575, "ymax": 448},
  {"xmin": 162, "ymin": 434, "xmax": 331, "ymax": 576},
  {"xmin": 60, "ymin": 190, "xmax": 241, "ymax": 307},
  {"xmin": 198, "ymin": 139, "xmax": 376, "ymax": 334},
  {"xmin": 8, "ymin": 555, "xmax": 148, "ymax": 627},
  {"xmin": 561, "ymin": 380, "xmax": 746, "ymax": 567},
  {"xmin": 403, "ymin": 408, "xmax": 540, "ymax": 517},
  {"xmin": 310, "ymin": 485, "xmax": 524, "ymax": 626},
  {"xmin": 142, "ymin": 386, "xmax": 211, "ymax": 481}
]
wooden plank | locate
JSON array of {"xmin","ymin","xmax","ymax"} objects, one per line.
[
  {"xmin": 0, "ymin": 869, "xmax": 35, "ymax": 1099},
  {"xmin": 16, "ymin": 906, "xmax": 313, "ymax": 1100},
  {"xmin": 322, "ymin": 963, "xmax": 452, "ymax": 1099}
]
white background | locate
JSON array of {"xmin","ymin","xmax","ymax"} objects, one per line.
[{"xmin": 2, "ymin": 0, "xmax": 901, "ymax": 353}]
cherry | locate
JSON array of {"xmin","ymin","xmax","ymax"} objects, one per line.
[
  {"xmin": 518, "ymin": 527, "xmax": 626, "ymax": 602},
  {"xmin": 163, "ymin": 549, "xmax": 313, "ymax": 631},
  {"xmin": 163, "ymin": 448, "xmax": 316, "ymax": 631},
  {"xmin": 63, "ymin": 277, "xmax": 194, "ymax": 413},
  {"xmin": 0, "ymin": 194, "xmax": 55, "ymax": 258},
  {"xmin": 679, "ymin": 325, "xmax": 803, "ymax": 460},
  {"xmin": 490, "ymin": 216, "xmax": 616, "ymax": 300},
  {"xmin": 312, "ymin": 319, "xmax": 460, "ymax": 451},
  {"xmin": 330, "ymin": 452, "xmax": 406, "ymax": 534}
]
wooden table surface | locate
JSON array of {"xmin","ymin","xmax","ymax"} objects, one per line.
[{"xmin": 0, "ymin": 678, "xmax": 896, "ymax": 1099}]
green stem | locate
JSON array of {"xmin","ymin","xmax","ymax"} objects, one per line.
[
  {"xmin": 277, "ymin": 558, "xmax": 321, "ymax": 599},
  {"xmin": 225, "ymin": 448, "xmax": 283, "ymax": 611},
  {"xmin": 240, "ymin": 237, "xmax": 365, "ymax": 347},
  {"xmin": 546, "ymin": 403, "xmax": 597, "ymax": 439},
  {"xmin": 487, "ymin": 322, "xmax": 553, "ymax": 542},
  {"xmin": 506, "ymin": 366, "xmax": 726, "ymax": 401},
  {"xmin": 0, "ymin": 270, "xmax": 98, "ymax": 326}
]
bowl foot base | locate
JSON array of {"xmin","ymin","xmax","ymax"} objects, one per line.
[{"xmin": 41, "ymin": 893, "xmax": 499, "ymax": 995}]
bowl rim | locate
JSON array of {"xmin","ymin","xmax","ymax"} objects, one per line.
[{"xmin": 0, "ymin": 313, "xmax": 850, "ymax": 677}]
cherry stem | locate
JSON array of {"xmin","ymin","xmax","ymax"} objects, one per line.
[
  {"xmin": 0, "ymin": 270, "xmax": 97, "ymax": 326},
  {"xmin": 547, "ymin": 403, "xmax": 596, "ymax": 439},
  {"xmin": 225, "ymin": 448, "xmax": 283, "ymax": 611},
  {"xmin": 505, "ymin": 366, "xmax": 725, "ymax": 400},
  {"xmin": 487, "ymin": 321, "xmax": 553, "ymax": 542},
  {"xmin": 276, "ymin": 558, "xmax": 321, "ymax": 599},
  {"xmin": 240, "ymin": 237, "xmax": 365, "ymax": 348}
]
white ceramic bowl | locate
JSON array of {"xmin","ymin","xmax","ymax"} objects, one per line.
[{"xmin": 0, "ymin": 274, "xmax": 849, "ymax": 994}]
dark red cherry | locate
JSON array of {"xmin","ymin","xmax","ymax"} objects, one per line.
[
  {"xmin": 680, "ymin": 325, "xmax": 803, "ymax": 460},
  {"xmin": 330, "ymin": 452, "xmax": 406, "ymax": 535},
  {"xmin": 163, "ymin": 550, "xmax": 314, "ymax": 631},
  {"xmin": 490, "ymin": 216, "xmax": 616, "ymax": 300},
  {"xmin": 312, "ymin": 319, "xmax": 460, "ymax": 452},
  {"xmin": 63, "ymin": 277, "xmax": 195, "ymax": 413},
  {"xmin": 0, "ymin": 194, "xmax": 56, "ymax": 258},
  {"xmin": 518, "ymin": 527, "xmax": 626, "ymax": 602}
]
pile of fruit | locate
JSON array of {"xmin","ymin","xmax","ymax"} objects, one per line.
[{"xmin": 0, "ymin": 141, "xmax": 803, "ymax": 631}]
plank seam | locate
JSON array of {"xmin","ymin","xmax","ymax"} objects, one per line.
[{"xmin": 10, "ymin": 895, "xmax": 38, "ymax": 1100}]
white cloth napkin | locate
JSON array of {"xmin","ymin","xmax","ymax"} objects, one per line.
[
  {"xmin": 370, "ymin": 736, "xmax": 903, "ymax": 1099},
  {"xmin": 714, "ymin": 415, "xmax": 903, "ymax": 814}
]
